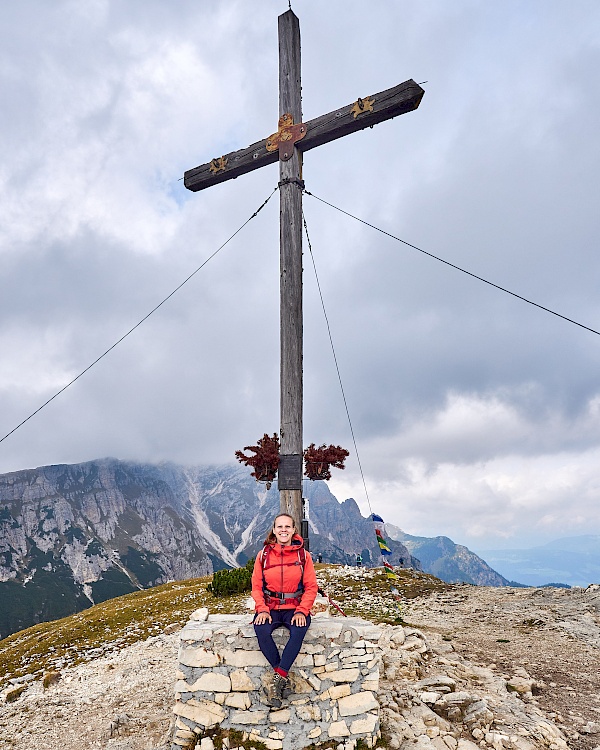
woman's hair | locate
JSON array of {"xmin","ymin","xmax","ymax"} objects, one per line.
[{"xmin": 264, "ymin": 513, "xmax": 297, "ymax": 545}]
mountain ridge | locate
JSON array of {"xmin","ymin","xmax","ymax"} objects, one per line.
[
  {"xmin": 0, "ymin": 457, "xmax": 522, "ymax": 639},
  {"xmin": 0, "ymin": 457, "xmax": 419, "ymax": 637},
  {"xmin": 386, "ymin": 525, "xmax": 511, "ymax": 586}
]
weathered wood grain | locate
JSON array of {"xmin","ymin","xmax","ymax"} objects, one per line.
[
  {"xmin": 278, "ymin": 10, "xmax": 304, "ymax": 520},
  {"xmin": 300, "ymin": 79, "xmax": 424, "ymax": 152},
  {"xmin": 184, "ymin": 79, "xmax": 424, "ymax": 192},
  {"xmin": 182, "ymin": 9, "xmax": 425, "ymax": 529}
]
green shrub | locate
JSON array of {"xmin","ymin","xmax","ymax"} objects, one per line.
[{"xmin": 207, "ymin": 559, "xmax": 254, "ymax": 597}]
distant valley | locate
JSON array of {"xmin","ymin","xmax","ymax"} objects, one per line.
[{"xmin": 475, "ymin": 536, "xmax": 600, "ymax": 588}]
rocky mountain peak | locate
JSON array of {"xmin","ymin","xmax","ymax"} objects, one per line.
[{"xmin": 0, "ymin": 458, "xmax": 418, "ymax": 638}]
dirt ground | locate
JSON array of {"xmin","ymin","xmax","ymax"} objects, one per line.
[
  {"xmin": 404, "ymin": 584, "xmax": 600, "ymax": 750},
  {"xmin": 1, "ymin": 578, "xmax": 599, "ymax": 750}
]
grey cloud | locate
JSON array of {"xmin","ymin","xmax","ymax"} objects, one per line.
[{"xmin": 1, "ymin": 1, "xmax": 600, "ymax": 550}]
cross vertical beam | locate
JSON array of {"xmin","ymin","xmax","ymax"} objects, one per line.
[
  {"xmin": 278, "ymin": 10, "xmax": 303, "ymax": 525},
  {"xmin": 183, "ymin": 10, "xmax": 425, "ymax": 538}
]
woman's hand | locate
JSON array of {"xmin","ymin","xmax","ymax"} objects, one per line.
[
  {"xmin": 254, "ymin": 612, "xmax": 272, "ymax": 625},
  {"xmin": 291, "ymin": 611, "xmax": 306, "ymax": 627}
]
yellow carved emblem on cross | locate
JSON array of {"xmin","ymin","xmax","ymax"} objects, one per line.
[
  {"xmin": 209, "ymin": 156, "xmax": 228, "ymax": 174},
  {"xmin": 351, "ymin": 96, "xmax": 375, "ymax": 119}
]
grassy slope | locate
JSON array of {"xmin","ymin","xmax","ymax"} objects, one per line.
[{"xmin": 0, "ymin": 566, "xmax": 451, "ymax": 688}]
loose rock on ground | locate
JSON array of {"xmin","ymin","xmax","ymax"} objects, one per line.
[{"xmin": 1, "ymin": 577, "xmax": 599, "ymax": 750}]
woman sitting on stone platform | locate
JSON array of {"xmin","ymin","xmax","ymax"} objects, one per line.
[{"xmin": 251, "ymin": 513, "xmax": 318, "ymax": 707}]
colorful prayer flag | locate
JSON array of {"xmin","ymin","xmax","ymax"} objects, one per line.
[
  {"xmin": 377, "ymin": 538, "xmax": 392, "ymax": 553},
  {"xmin": 372, "ymin": 513, "xmax": 403, "ymax": 618}
]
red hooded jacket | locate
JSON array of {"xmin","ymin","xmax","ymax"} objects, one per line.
[{"xmin": 251, "ymin": 534, "xmax": 318, "ymax": 617}]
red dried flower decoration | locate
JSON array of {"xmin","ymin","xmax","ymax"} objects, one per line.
[
  {"xmin": 303, "ymin": 443, "xmax": 349, "ymax": 481},
  {"xmin": 235, "ymin": 433, "xmax": 280, "ymax": 488}
]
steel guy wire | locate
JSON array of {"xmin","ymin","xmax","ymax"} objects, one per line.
[
  {"xmin": 302, "ymin": 210, "xmax": 375, "ymax": 518},
  {"xmin": 304, "ymin": 190, "xmax": 600, "ymax": 338},
  {"xmin": 0, "ymin": 187, "xmax": 278, "ymax": 446}
]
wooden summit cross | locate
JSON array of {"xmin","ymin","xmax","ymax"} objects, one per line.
[{"xmin": 184, "ymin": 10, "xmax": 424, "ymax": 527}]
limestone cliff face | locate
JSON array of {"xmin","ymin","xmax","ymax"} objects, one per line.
[
  {"xmin": 0, "ymin": 457, "xmax": 417, "ymax": 638},
  {"xmin": 0, "ymin": 460, "xmax": 211, "ymax": 584},
  {"xmin": 0, "ymin": 459, "xmax": 212, "ymax": 637},
  {"xmin": 302, "ymin": 482, "xmax": 420, "ymax": 569},
  {"xmin": 151, "ymin": 463, "xmax": 420, "ymax": 571}
]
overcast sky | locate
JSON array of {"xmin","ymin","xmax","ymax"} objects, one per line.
[{"xmin": 1, "ymin": 0, "xmax": 600, "ymax": 550}]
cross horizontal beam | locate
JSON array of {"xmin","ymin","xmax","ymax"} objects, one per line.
[{"xmin": 184, "ymin": 79, "xmax": 424, "ymax": 192}]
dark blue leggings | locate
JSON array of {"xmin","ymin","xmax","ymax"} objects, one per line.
[{"xmin": 253, "ymin": 609, "xmax": 311, "ymax": 672}]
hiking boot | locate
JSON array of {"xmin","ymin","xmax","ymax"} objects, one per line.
[
  {"xmin": 273, "ymin": 672, "xmax": 289, "ymax": 702},
  {"xmin": 265, "ymin": 675, "xmax": 282, "ymax": 708}
]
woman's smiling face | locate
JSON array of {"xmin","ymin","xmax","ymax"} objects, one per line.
[{"xmin": 273, "ymin": 515, "xmax": 295, "ymax": 546}]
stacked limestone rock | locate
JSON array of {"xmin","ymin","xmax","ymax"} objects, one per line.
[
  {"xmin": 172, "ymin": 610, "xmax": 383, "ymax": 750},
  {"xmin": 171, "ymin": 608, "xmax": 571, "ymax": 750}
]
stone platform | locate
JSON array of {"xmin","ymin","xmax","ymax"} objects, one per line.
[{"xmin": 171, "ymin": 611, "xmax": 384, "ymax": 749}]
